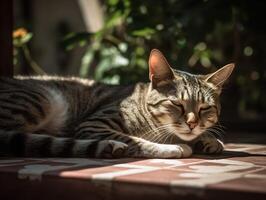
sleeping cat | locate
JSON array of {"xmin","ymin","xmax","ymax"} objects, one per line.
[{"xmin": 0, "ymin": 49, "xmax": 234, "ymax": 158}]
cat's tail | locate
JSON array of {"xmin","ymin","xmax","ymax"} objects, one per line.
[{"xmin": 0, "ymin": 130, "xmax": 128, "ymax": 158}]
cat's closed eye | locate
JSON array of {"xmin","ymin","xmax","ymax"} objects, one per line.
[
  {"xmin": 199, "ymin": 106, "xmax": 216, "ymax": 115},
  {"xmin": 200, "ymin": 106, "xmax": 212, "ymax": 111},
  {"xmin": 170, "ymin": 101, "xmax": 185, "ymax": 114}
]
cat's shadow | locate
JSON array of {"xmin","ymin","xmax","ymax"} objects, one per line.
[{"xmin": 192, "ymin": 150, "xmax": 266, "ymax": 159}]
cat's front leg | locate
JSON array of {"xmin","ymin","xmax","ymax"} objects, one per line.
[
  {"xmin": 98, "ymin": 134, "xmax": 193, "ymax": 158},
  {"xmin": 77, "ymin": 131, "xmax": 192, "ymax": 158},
  {"xmin": 191, "ymin": 132, "xmax": 224, "ymax": 154},
  {"xmin": 128, "ymin": 138, "xmax": 193, "ymax": 158}
]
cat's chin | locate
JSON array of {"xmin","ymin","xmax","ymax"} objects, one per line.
[
  {"xmin": 176, "ymin": 132, "xmax": 199, "ymax": 141},
  {"xmin": 175, "ymin": 128, "xmax": 205, "ymax": 141}
]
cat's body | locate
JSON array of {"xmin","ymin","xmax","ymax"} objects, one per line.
[{"xmin": 0, "ymin": 49, "xmax": 234, "ymax": 158}]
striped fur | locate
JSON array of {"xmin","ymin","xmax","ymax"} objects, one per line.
[{"xmin": 0, "ymin": 49, "xmax": 234, "ymax": 158}]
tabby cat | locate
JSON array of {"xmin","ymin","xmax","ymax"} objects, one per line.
[{"xmin": 0, "ymin": 49, "xmax": 234, "ymax": 158}]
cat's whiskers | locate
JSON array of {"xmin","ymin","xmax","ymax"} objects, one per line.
[
  {"xmin": 159, "ymin": 131, "xmax": 171, "ymax": 144},
  {"xmin": 149, "ymin": 129, "xmax": 171, "ymax": 143},
  {"xmin": 140, "ymin": 125, "xmax": 170, "ymax": 139},
  {"xmin": 141, "ymin": 123, "xmax": 179, "ymax": 139},
  {"xmin": 206, "ymin": 125, "xmax": 226, "ymax": 140},
  {"xmin": 152, "ymin": 128, "xmax": 177, "ymax": 144},
  {"xmin": 212, "ymin": 125, "xmax": 226, "ymax": 135},
  {"xmin": 162, "ymin": 131, "xmax": 175, "ymax": 144},
  {"xmin": 164, "ymin": 129, "xmax": 179, "ymax": 144},
  {"xmin": 152, "ymin": 132, "xmax": 168, "ymax": 143},
  {"xmin": 216, "ymin": 122, "xmax": 227, "ymax": 130},
  {"xmin": 147, "ymin": 128, "xmax": 173, "ymax": 143},
  {"xmin": 146, "ymin": 132, "xmax": 164, "ymax": 143}
]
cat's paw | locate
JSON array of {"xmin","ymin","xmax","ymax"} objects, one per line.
[
  {"xmin": 179, "ymin": 144, "xmax": 193, "ymax": 157},
  {"xmin": 194, "ymin": 137, "xmax": 224, "ymax": 154},
  {"xmin": 156, "ymin": 144, "xmax": 193, "ymax": 158},
  {"xmin": 96, "ymin": 140, "xmax": 128, "ymax": 158}
]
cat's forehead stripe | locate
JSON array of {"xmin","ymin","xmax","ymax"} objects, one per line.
[
  {"xmin": 181, "ymin": 74, "xmax": 199, "ymax": 101},
  {"xmin": 174, "ymin": 72, "xmax": 212, "ymax": 103}
]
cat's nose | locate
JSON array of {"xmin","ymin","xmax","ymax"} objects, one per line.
[
  {"xmin": 186, "ymin": 112, "xmax": 198, "ymax": 130},
  {"xmin": 187, "ymin": 121, "xmax": 198, "ymax": 130}
]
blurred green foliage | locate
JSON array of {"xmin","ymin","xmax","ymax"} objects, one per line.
[
  {"xmin": 12, "ymin": 0, "xmax": 265, "ymax": 119},
  {"xmin": 62, "ymin": 0, "xmax": 266, "ymax": 118},
  {"xmin": 13, "ymin": 28, "xmax": 46, "ymax": 75}
]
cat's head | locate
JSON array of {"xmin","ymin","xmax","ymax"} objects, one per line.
[{"xmin": 146, "ymin": 49, "xmax": 234, "ymax": 141}]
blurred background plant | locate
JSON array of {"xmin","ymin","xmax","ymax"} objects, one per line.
[
  {"xmin": 13, "ymin": 28, "xmax": 46, "ymax": 75},
  {"xmin": 14, "ymin": 0, "xmax": 266, "ymax": 130}
]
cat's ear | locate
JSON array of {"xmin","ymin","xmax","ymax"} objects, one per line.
[
  {"xmin": 149, "ymin": 49, "xmax": 174, "ymax": 87},
  {"xmin": 204, "ymin": 63, "xmax": 235, "ymax": 88}
]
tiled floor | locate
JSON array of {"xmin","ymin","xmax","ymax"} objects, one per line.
[{"xmin": 0, "ymin": 134, "xmax": 266, "ymax": 200}]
